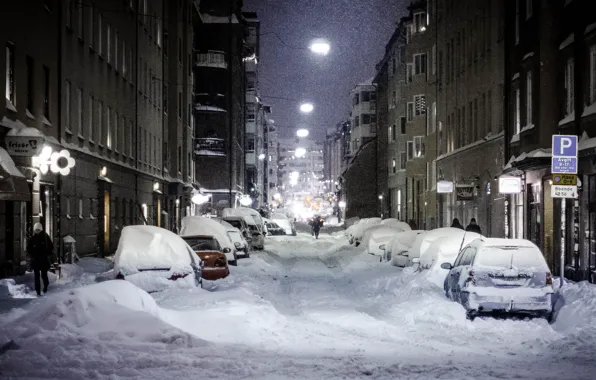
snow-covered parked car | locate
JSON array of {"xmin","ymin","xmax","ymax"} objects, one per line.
[
  {"xmin": 419, "ymin": 232, "xmax": 483, "ymax": 287},
  {"xmin": 114, "ymin": 225, "xmax": 203, "ymax": 292},
  {"xmin": 264, "ymin": 218, "xmax": 286, "ymax": 235},
  {"xmin": 271, "ymin": 212, "xmax": 296, "ymax": 235},
  {"xmin": 218, "ymin": 219, "xmax": 251, "ymax": 258},
  {"xmin": 363, "ymin": 219, "xmax": 412, "ymax": 256},
  {"xmin": 180, "ymin": 216, "xmax": 239, "ymax": 265},
  {"xmin": 351, "ymin": 218, "xmax": 382, "ymax": 246},
  {"xmin": 384, "ymin": 230, "xmax": 426, "ymax": 265},
  {"xmin": 442, "ymin": 238, "xmax": 555, "ymax": 321},
  {"xmin": 183, "ymin": 235, "xmax": 230, "ymax": 280},
  {"xmin": 404, "ymin": 227, "xmax": 465, "ymax": 267}
]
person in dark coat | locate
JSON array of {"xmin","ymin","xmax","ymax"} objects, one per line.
[
  {"xmin": 311, "ymin": 216, "xmax": 324, "ymax": 239},
  {"xmin": 451, "ymin": 218, "xmax": 464, "ymax": 229},
  {"xmin": 465, "ymin": 218, "xmax": 482, "ymax": 235},
  {"xmin": 27, "ymin": 222, "xmax": 53, "ymax": 296}
]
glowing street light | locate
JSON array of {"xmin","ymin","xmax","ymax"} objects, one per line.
[
  {"xmin": 309, "ymin": 39, "xmax": 330, "ymax": 55},
  {"xmin": 258, "ymin": 153, "xmax": 266, "ymax": 160},
  {"xmin": 299, "ymin": 103, "xmax": 314, "ymax": 113},
  {"xmin": 295, "ymin": 147, "xmax": 306, "ymax": 158},
  {"xmin": 296, "ymin": 129, "xmax": 309, "ymax": 138}
]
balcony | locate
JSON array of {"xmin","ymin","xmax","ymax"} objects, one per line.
[
  {"xmin": 196, "ymin": 51, "xmax": 227, "ymax": 69},
  {"xmin": 194, "ymin": 138, "xmax": 226, "ymax": 157},
  {"xmin": 246, "ymin": 151, "xmax": 256, "ymax": 166},
  {"xmin": 246, "ymin": 119, "xmax": 256, "ymax": 134}
]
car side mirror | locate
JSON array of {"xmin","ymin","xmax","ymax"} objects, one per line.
[
  {"xmin": 379, "ymin": 244, "xmax": 386, "ymax": 250},
  {"xmin": 223, "ymin": 247, "xmax": 231, "ymax": 253},
  {"xmin": 440, "ymin": 262, "xmax": 453, "ymax": 270}
]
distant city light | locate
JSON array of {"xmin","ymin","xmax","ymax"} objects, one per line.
[
  {"xmin": 309, "ymin": 39, "xmax": 331, "ymax": 55},
  {"xmin": 295, "ymin": 147, "xmax": 306, "ymax": 157},
  {"xmin": 299, "ymin": 103, "xmax": 314, "ymax": 113},
  {"xmin": 296, "ymin": 129, "xmax": 309, "ymax": 138},
  {"xmin": 258, "ymin": 153, "xmax": 266, "ymax": 160}
]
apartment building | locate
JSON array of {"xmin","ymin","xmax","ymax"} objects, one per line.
[
  {"xmin": 347, "ymin": 80, "xmax": 377, "ymax": 156},
  {"xmin": 435, "ymin": 0, "xmax": 505, "ymax": 236},
  {"xmin": 403, "ymin": 0, "xmax": 437, "ymax": 229},
  {"xmin": 193, "ymin": 0, "xmax": 246, "ymax": 212}
]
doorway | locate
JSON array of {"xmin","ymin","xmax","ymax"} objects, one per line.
[{"xmin": 103, "ymin": 190, "xmax": 110, "ymax": 254}]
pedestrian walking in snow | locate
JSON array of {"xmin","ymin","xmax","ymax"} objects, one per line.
[
  {"xmin": 311, "ymin": 216, "xmax": 323, "ymax": 239},
  {"xmin": 27, "ymin": 223, "xmax": 53, "ymax": 296},
  {"xmin": 465, "ymin": 218, "xmax": 482, "ymax": 235},
  {"xmin": 451, "ymin": 218, "xmax": 464, "ymax": 230}
]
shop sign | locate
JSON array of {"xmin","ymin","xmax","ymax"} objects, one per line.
[
  {"xmin": 437, "ymin": 180, "xmax": 454, "ymax": 193},
  {"xmin": 498, "ymin": 176, "xmax": 522, "ymax": 194},
  {"xmin": 551, "ymin": 135, "xmax": 578, "ymax": 174},
  {"xmin": 551, "ymin": 185, "xmax": 578, "ymax": 199},
  {"xmin": 456, "ymin": 184, "xmax": 475, "ymax": 201},
  {"xmin": 552, "ymin": 174, "xmax": 577, "ymax": 186},
  {"xmin": 4, "ymin": 136, "xmax": 44, "ymax": 156}
]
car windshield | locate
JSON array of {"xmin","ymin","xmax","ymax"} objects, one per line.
[
  {"xmin": 225, "ymin": 219, "xmax": 243, "ymax": 229},
  {"xmin": 183, "ymin": 236, "xmax": 221, "ymax": 251},
  {"xmin": 476, "ymin": 246, "xmax": 547, "ymax": 270}
]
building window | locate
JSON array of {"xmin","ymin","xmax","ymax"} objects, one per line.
[
  {"xmin": 115, "ymin": 30, "xmax": 119, "ymax": 70},
  {"xmin": 98, "ymin": 14, "xmax": 103, "ymax": 55},
  {"xmin": 590, "ymin": 45, "xmax": 596, "ymax": 105},
  {"xmin": 526, "ymin": 0, "xmax": 532, "ymax": 19},
  {"xmin": 66, "ymin": 0, "xmax": 72, "ymax": 28},
  {"xmin": 407, "ymin": 102, "xmax": 414, "ymax": 121},
  {"xmin": 26, "ymin": 56, "xmax": 34, "ymax": 112},
  {"xmin": 178, "ymin": 92, "xmax": 182, "ymax": 118},
  {"xmin": 400, "ymin": 151, "xmax": 407, "ymax": 169},
  {"xmin": 122, "ymin": 41, "xmax": 127, "ymax": 76},
  {"xmin": 106, "ymin": 106, "xmax": 112, "ymax": 148},
  {"xmin": 88, "ymin": 94, "xmax": 94, "ymax": 141},
  {"xmin": 526, "ymin": 71, "xmax": 532, "ymax": 125},
  {"xmin": 157, "ymin": 18, "xmax": 162, "ymax": 47},
  {"xmin": 515, "ymin": 0, "xmax": 519, "ymax": 45},
  {"xmin": 5, "ymin": 43, "xmax": 15, "ymax": 106},
  {"xmin": 246, "ymin": 103, "xmax": 256, "ymax": 121},
  {"xmin": 428, "ymin": 101, "xmax": 437, "ymax": 135},
  {"xmin": 107, "ymin": 24, "xmax": 111, "ymax": 63},
  {"xmin": 65, "ymin": 80, "xmax": 71, "ymax": 132},
  {"xmin": 77, "ymin": 0, "xmax": 83, "ymax": 39},
  {"xmin": 97, "ymin": 100, "xmax": 102, "ymax": 145},
  {"xmin": 392, "ymin": 158, "xmax": 397, "ymax": 174},
  {"xmin": 43, "ymin": 66, "xmax": 50, "ymax": 120},
  {"xmin": 114, "ymin": 111, "xmax": 119, "ymax": 151},
  {"xmin": 391, "ymin": 57, "xmax": 396, "ymax": 76},
  {"xmin": 77, "ymin": 87, "xmax": 83, "ymax": 136},
  {"xmin": 514, "ymin": 87, "xmax": 521, "ymax": 134},
  {"xmin": 88, "ymin": 5, "xmax": 94, "ymax": 49},
  {"xmin": 414, "ymin": 95, "xmax": 426, "ymax": 116},
  {"xmin": 392, "ymin": 123, "xmax": 397, "ymax": 141},
  {"xmin": 129, "ymin": 120, "xmax": 134, "ymax": 157},
  {"xmin": 407, "ymin": 141, "xmax": 414, "ymax": 160},
  {"xmin": 414, "ymin": 12, "xmax": 427, "ymax": 33},
  {"xmin": 414, "ymin": 53, "xmax": 427, "ymax": 76},
  {"xmin": 178, "ymin": 38, "xmax": 182, "ymax": 63},
  {"xmin": 431, "ymin": 44, "xmax": 436, "ymax": 75},
  {"xmin": 388, "ymin": 125, "xmax": 393, "ymax": 141},
  {"xmin": 564, "ymin": 58, "xmax": 574, "ymax": 115},
  {"xmin": 406, "ymin": 63, "xmax": 413, "ymax": 82},
  {"xmin": 414, "ymin": 136, "xmax": 425, "ymax": 157}
]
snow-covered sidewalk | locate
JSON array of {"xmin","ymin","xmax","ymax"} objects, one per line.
[{"xmin": 1, "ymin": 233, "xmax": 596, "ymax": 379}]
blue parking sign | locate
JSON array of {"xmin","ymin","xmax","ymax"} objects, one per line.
[{"xmin": 552, "ymin": 135, "xmax": 578, "ymax": 174}]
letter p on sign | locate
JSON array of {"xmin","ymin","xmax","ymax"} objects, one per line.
[{"xmin": 552, "ymin": 135, "xmax": 578, "ymax": 157}]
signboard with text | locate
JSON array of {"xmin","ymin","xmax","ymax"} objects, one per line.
[
  {"xmin": 551, "ymin": 135, "xmax": 578, "ymax": 174},
  {"xmin": 4, "ymin": 136, "xmax": 44, "ymax": 156},
  {"xmin": 552, "ymin": 174, "xmax": 577, "ymax": 186},
  {"xmin": 551, "ymin": 185, "xmax": 578, "ymax": 199}
]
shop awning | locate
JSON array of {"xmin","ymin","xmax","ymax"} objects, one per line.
[{"xmin": 0, "ymin": 147, "xmax": 30, "ymax": 202}]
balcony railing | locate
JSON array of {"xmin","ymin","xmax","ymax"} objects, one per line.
[
  {"xmin": 246, "ymin": 151, "xmax": 256, "ymax": 166},
  {"xmin": 196, "ymin": 51, "xmax": 227, "ymax": 69}
]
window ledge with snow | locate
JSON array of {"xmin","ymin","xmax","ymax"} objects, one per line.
[
  {"xmin": 512, "ymin": 72, "xmax": 520, "ymax": 81},
  {"xmin": 42, "ymin": 116, "xmax": 52, "ymax": 127},
  {"xmin": 586, "ymin": 22, "xmax": 596, "ymax": 35},
  {"xmin": 559, "ymin": 111, "xmax": 575, "ymax": 126},
  {"xmin": 582, "ymin": 102, "xmax": 596, "ymax": 118},
  {"xmin": 520, "ymin": 124, "xmax": 535, "ymax": 133},
  {"xmin": 523, "ymin": 52, "xmax": 535, "ymax": 61},
  {"xmin": 510, "ymin": 133, "xmax": 520, "ymax": 144},
  {"xmin": 5, "ymin": 100, "xmax": 16, "ymax": 113},
  {"xmin": 559, "ymin": 34, "xmax": 574, "ymax": 50},
  {"xmin": 26, "ymin": 109, "xmax": 36, "ymax": 120}
]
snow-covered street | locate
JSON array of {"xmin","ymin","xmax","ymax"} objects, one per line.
[{"xmin": 1, "ymin": 230, "xmax": 596, "ymax": 379}]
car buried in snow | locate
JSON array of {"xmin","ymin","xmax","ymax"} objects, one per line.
[
  {"xmin": 113, "ymin": 225, "xmax": 203, "ymax": 292},
  {"xmin": 442, "ymin": 238, "xmax": 555, "ymax": 321},
  {"xmin": 182, "ymin": 235, "xmax": 231, "ymax": 281}
]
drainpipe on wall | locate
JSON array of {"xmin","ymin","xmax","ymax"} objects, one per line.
[
  {"xmin": 227, "ymin": 1, "xmax": 234, "ymax": 209},
  {"xmin": 56, "ymin": 1, "xmax": 63, "ymax": 263}
]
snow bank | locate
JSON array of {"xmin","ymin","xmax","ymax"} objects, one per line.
[
  {"xmin": 0, "ymin": 279, "xmax": 36, "ymax": 299},
  {"xmin": 553, "ymin": 281, "xmax": 596, "ymax": 333}
]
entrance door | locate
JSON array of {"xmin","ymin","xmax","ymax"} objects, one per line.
[{"xmin": 103, "ymin": 190, "xmax": 110, "ymax": 253}]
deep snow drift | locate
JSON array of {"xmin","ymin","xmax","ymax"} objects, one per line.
[{"xmin": 1, "ymin": 232, "xmax": 596, "ymax": 379}]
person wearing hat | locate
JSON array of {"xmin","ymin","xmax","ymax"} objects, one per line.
[{"xmin": 27, "ymin": 223, "xmax": 54, "ymax": 296}]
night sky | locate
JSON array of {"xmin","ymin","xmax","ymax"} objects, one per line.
[{"xmin": 243, "ymin": 0, "xmax": 404, "ymax": 140}]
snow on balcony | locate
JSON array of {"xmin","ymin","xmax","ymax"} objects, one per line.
[
  {"xmin": 195, "ymin": 138, "xmax": 226, "ymax": 157},
  {"xmin": 195, "ymin": 104, "xmax": 226, "ymax": 113},
  {"xmin": 196, "ymin": 51, "xmax": 227, "ymax": 69}
]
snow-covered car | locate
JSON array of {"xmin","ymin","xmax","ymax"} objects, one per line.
[
  {"xmin": 114, "ymin": 225, "xmax": 203, "ymax": 292},
  {"xmin": 442, "ymin": 238, "xmax": 555, "ymax": 320},
  {"xmin": 419, "ymin": 232, "xmax": 483, "ymax": 287},
  {"xmin": 270, "ymin": 212, "xmax": 296, "ymax": 235},
  {"xmin": 180, "ymin": 216, "xmax": 239, "ymax": 265},
  {"xmin": 350, "ymin": 218, "xmax": 382, "ymax": 246},
  {"xmin": 264, "ymin": 218, "xmax": 286, "ymax": 235},
  {"xmin": 405, "ymin": 227, "xmax": 464, "ymax": 267},
  {"xmin": 182, "ymin": 235, "xmax": 230, "ymax": 280},
  {"xmin": 222, "ymin": 216, "xmax": 253, "ymax": 250},
  {"xmin": 246, "ymin": 220, "xmax": 265, "ymax": 249},
  {"xmin": 383, "ymin": 230, "xmax": 426, "ymax": 265},
  {"xmin": 219, "ymin": 220, "xmax": 251, "ymax": 258},
  {"xmin": 363, "ymin": 220, "xmax": 412, "ymax": 256},
  {"xmin": 223, "ymin": 207, "xmax": 266, "ymax": 235}
]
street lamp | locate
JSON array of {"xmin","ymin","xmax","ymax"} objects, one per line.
[
  {"xmin": 309, "ymin": 39, "xmax": 330, "ymax": 55},
  {"xmin": 258, "ymin": 153, "xmax": 266, "ymax": 160},
  {"xmin": 296, "ymin": 129, "xmax": 309, "ymax": 138},
  {"xmin": 295, "ymin": 147, "xmax": 306, "ymax": 158},
  {"xmin": 299, "ymin": 103, "xmax": 314, "ymax": 113}
]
